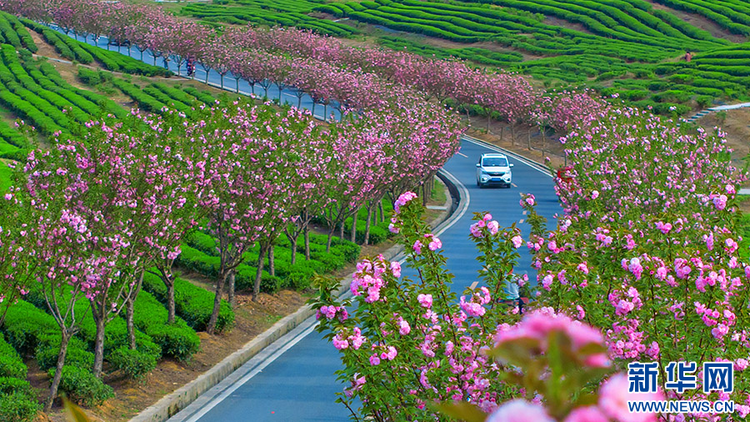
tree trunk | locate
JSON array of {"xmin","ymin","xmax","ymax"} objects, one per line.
[
  {"xmin": 350, "ymin": 210, "xmax": 358, "ymax": 243},
  {"xmin": 379, "ymin": 201, "xmax": 385, "ymax": 223},
  {"xmin": 92, "ymin": 312, "xmax": 105, "ymax": 378},
  {"xmin": 252, "ymin": 247, "xmax": 267, "ymax": 301},
  {"xmin": 206, "ymin": 272, "xmax": 227, "ymax": 335},
  {"xmin": 364, "ymin": 203, "xmax": 374, "ymax": 245},
  {"xmin": 289, "ymin": 234, "xmax": 297, "ymax": 265},
  {"xmin": 268, "ymin": 247, "xmax": 275, "ymax": 277},
  {"xmin": 167, "ymin": 278, "xmax": 176, "ymax": 324},
  {"xmin": 236, "ymin": 78, "xmax": 240, "ymax": 94},
  {"xmin": 45, "ymin": 332, "xmax": 70, "ymax": 412},
  {"xmin": 126, "ymin": 272, "xmax": 143, "ymax": 350},
  {"xmin": 205, "ymin": 71, "xmax": 210, "ymax": 84},
  {"xmin": 326, "ymin": 227, "xmax": 334, "ymax": 253},
  {"xmin": 227, "ymin": 271, "xmax": 236, "ymax": 308},
  {"xmin": 304, "ymin": 224, "xmax": 311, "ymax": 260},
  {"xmin": 528, "ymin": 128, "xmax": 532, "ymax": 150},
  {"xmin": 339, "ymin": 220, "xmax": 345, "ymax": 241},
  {"xmin": 220, "ymin": 74, "xmax": 224, "ymax": 89}
]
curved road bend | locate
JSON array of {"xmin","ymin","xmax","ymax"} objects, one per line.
[
  {"xmin": 166, "ymin": 137, "xmax": 559, "ymax": 422},
  {"xmin": 53, "ymin": 31, "xmax": 560, "ymax": 420}
]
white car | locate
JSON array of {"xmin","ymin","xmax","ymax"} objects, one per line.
[{"xmin": 476, "ymin": 153, "xmax": 513, "ymax": 188}]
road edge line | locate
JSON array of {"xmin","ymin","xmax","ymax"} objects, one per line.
[{"xmin": 129, "ymin": 171, "xmax": 462, "ymax": 422}]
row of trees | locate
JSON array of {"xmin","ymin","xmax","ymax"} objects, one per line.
[
  {"xmin": 0, "ymin": 0, "xmax": 609, "ymax": 136},
  {"xmin": 313, "ymin": 99, "xmax": 750, "ymax": 419},
  {"xmin": 0, "ymin": 98, "xmax": 461, "ymax": 410}
]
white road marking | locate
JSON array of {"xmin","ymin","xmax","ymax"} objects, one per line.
[
  {"xmin": 182, "ymin": 321, "xmax": 320, "ymax": 422},
  {"xmin": 519, "ymin": 219, "xmax": 524, "ymax": 224},
  {"xmin": 457, "ymin": 152, "xmax": 468, "ymax": 158},
  {"xmin": 522, "ymin": 211, "xmax": 527, "ymax": 215},
  {"xmin": 512, "ymin": 183, "xmax": 518, "ymax": 188},
  {"xmin": 175, "ymin": 169, "xmax": 472, "ymax": 422}
]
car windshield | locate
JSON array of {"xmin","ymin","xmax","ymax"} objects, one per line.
[{"xmin": 482, "ymin": 157, "xmax": 508, "ymax": 167}]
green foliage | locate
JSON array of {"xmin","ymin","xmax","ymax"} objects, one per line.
[
  {"xmin": 2, "ymin": 300, "xmax": 58, "ymax": 355},
  {"xmin": 108, "ymin": 347, "xmax": 157, "ymax": 380},
  {"xmin": 0, "ymin": 377, "xmax": 39, "ymax": 422},
  {"xmin": 131, "ymin": 289, "xmax": 200, "ymax": 361},
  {"xmin": 0, "ymin": 392, "xmax": 39, "ymax": 422},
  {"xmin": 0, "ymin": 333, "xmax": 25, "ymax": 380},
  {"xmin": 142, "ymin": 272, "xmax": 234, "ymax": 333},
  {"xmin": 50, "ymin": 366, "xmax": 114, "ymax": 407},
  {"xmin": 34, "ymin": 335, "xmax": 94, "ymax": 372}
]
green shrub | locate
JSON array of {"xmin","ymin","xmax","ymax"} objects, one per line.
[
  {"xmin": 696, "ymin": 95, "xmax": 713, "ymax": 108},
  {"xmin": 35, "ymin": 335, "xmax": 93, "ymax": 372},
  {"xmin": 2, "ymin": 300, "xmax": 58, "ymax": 355},
  {"xmin": 0, "ymin": 377, "xmax": 38, "ymax": 422},
  {"xmin": 142, "ymin": 272, "xmax": 234, "ymax": 333},
  {"xmin": 131, "ymin": 289, "xmax": 200, "ymax": 362},
  {"xmin": 0, "ymin": 333, "xmax": 25, "ymax": 379},
  {"xmin": 108, "ymin": 347, "xmax": 156, "ymax": 380},
  {"xmin": 51, "ymin": 366, "xmax": 114, "ymax": 407},
  {"xmin": 0, "ymin": 392, "xmax": 39, "ymax": 422},
  {"xmin": 0, "ymin": 377, "xmax": 35, "ymax": 398},
  {"xmin": 77, "ymin": 67, "xmax": 101, "ymax": 86},
  {"xmin": 0, "ymin": 355, "xmax": 26, "ymax": 380}
]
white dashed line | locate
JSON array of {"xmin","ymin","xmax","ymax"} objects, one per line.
[{"xmin": 457, "ymin": 152, "xmax": 468, "ymax": 158}]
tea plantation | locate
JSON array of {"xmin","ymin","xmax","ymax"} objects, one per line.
[{"xmin": 180, "ymin": 0, "xmax": 750, "ymax": 112}]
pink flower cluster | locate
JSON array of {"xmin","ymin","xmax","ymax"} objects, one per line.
[
  {"xmin": 494, "ymin": 308, "xmax": 609, "ymax": 368},
  {"xmin": 487, "ymin": 373, "xmax": 663, "ymax": 422},
  {"xmin": 350, "ymin": 255, "xmax": 398, "ymax": 303}
]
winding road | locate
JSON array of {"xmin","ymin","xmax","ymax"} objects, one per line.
[
  {"xmin": 44, "ymin": 30, "xmax": 561, "ymax": 421},
  {"xmin": 164, "ymin": 137, "xmax": 559, "ymax": 422}
]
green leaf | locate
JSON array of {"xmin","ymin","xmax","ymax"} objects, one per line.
[{"xmin": 434, "ymin": 401, "xmax": 488, "ymax": 422}]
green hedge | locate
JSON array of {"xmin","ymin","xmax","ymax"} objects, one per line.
[
  {"xmin": 142, "ymin": 272, "xmax": 234, "ymax": 333},
  {"xmin": 49, "ymin": 366, "xmax": 114, "ymax": 407},
  {"xmin": 131, "ymin": 288, "xmax": 200, "ymax": 361},
  {"xmin": 2, "ymin": 300, "xmax": 58, "ymax": 355},
  {"xmin": 0, "ymin": 333, "xmax": 26, "ymax": 380},
  {"xmin": 112, "ymin": 78, "xmax": 169, "ymax": 113},
  {"xmin": 0, "ymin": 377, "xmax": 39, "ymax": 422}
]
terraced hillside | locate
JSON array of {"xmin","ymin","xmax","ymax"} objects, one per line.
[
  {"xmin": 180, "ymin": 0, "xmax": 750, "ymax": 113},
  {"xmin": 0, "ymin": 11, "xmax": 231, "ymax": 162}
]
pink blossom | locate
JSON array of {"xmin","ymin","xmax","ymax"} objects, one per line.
[
  {"xmin": 577, "ymin": 262, "xmax": 589, "ymax": 274},
  {"xmin": 591, "ymin": 190, "xmax": 599, "ymax": 200},
  {"xmin": 488, "ymin": 220, "xmax": 499, "ymax": 235},
  {"xmin": 417, "ymin": 294, "xmax": 433, "ymax": 308},
  {"xmin": 599, "ymin": 374, "xmax": 662, "ymax": 422},
  {"xmin": 712, "ymin": 194, "xmax": 727, "ymax": 210},
  {"xmin": 394, "ymin": 191, "xmax": 418, "ymax": 213},
  {"xmin": 390, "ymin": 261, "xmax": 401, "ymax": 278},
  {"xmin": 487, "ymin": 400, "xmax": 554, "ymax": 422},
  {"xmin": 428, "ymin": 237, "xmax": 442, "ymax": 251},
  {"xmin": 511, "ymin": 235, "xmax": 523, "ymax": 248},
  {"xmin": 369, "ymin": 354, "xmax": 381, "ymax": 366},
  {"xmin": 398, "ymin": 318, "xmax": 411, "ymax": 335},
  {"xmin": 564, "ymin": 406, "xmax": 608, "ymax": 422},
  {"xmin": 412, "ymin": 240, "xmax": 422, "ymax": 254}
]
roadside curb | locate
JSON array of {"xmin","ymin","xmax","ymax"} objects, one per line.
[{"xmin": 129, "ymin": 172, "xmax": 458, "ymax": 422}]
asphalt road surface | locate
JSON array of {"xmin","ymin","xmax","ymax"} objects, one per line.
[
  {"xmin": 165, "ymin": 137, "xmax": 559, "ymax": 422},
  {"xmin": 53, "ymin": 31, "xmax": 560, "ymax": 421}
]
